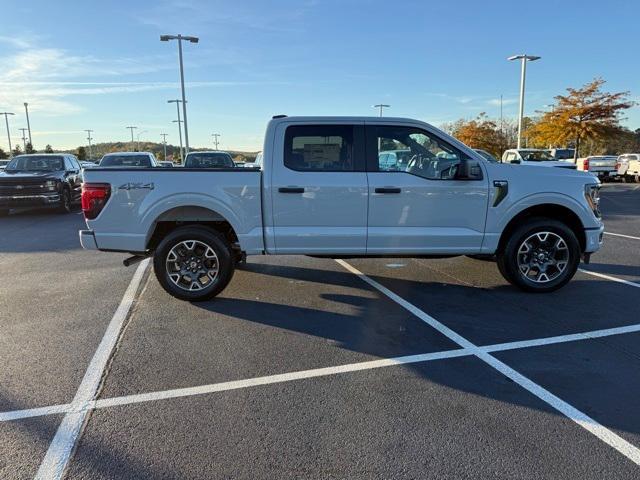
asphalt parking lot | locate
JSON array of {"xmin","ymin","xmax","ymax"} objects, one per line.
[{"xmin": 1, "ymin": 183, "xmax": 639, "ymax": 479}]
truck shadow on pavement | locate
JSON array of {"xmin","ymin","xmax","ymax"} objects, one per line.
[{"xmin": 191, "ymin": 260, "xmax": 640, "ymax": 439}]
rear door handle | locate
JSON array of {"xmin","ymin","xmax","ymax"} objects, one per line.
[
  {"xmin": 375, "ymin": 187, "xmax": 401, "ymax": 194},
  {"xmin": 278, "ymin": 187, "xmax": 305, "ymax": 193}
]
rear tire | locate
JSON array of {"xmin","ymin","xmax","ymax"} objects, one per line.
[
  {"xmin": 153, "ymin": 226, "xmax": 235, "ymax": 302},
  {"xmin": 497, "ymin": 218, "xmax": 580, "ymax": 293}
]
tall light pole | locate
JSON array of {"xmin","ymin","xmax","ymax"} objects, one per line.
[
  {"xmin": 160, "ymin": 34, "xmax": 199, "ymax": 155},
  {"xmin": 85, "ymin": 129, "xmax": 94, "ymax": 160},
  {"xmin": 160, "ymin": 133, "xmax": 168, "ymax": 161},
  {"xmin": 19, "ymin": 128, "xmax": 28, "ymax": 151},
  {"xmin": 126, "ymin": 126, "xmax": 137, "ymax": 150},
  {"xmin": 1, "ymin": 112, "xmax": 15, "ymax": 154},
  {"xmin": 24, "ymin": 103, "xmax": 32, "ymax": 147},
  {"xmin": 136, "ymin": 130, "xmax": 148, "ymax": 152},
  {"xmin": 373, "ymin": 104, "xmax": 390, "ymax": 117},
  {"xmin": 508, "ymin": 54, "xmax": 541, "ymax": 149},
  {"xmin": 168, "ymin": 100, "xmax": 184, "ymax": 162},
  {"xmin": 211, "ymin": 133, "xmax": 220, "ymax": 150}
]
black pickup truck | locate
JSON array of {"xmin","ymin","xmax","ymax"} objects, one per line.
[{"xmin": 0, "ymin": 154, "xmax": 83, "ymax": 215}]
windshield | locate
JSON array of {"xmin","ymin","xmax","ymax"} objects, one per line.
[
  {"xmin": 474, "ymin": 150, "xmax": 498, "ymax": 163},
  {"xmin": 5, "ymin": 155, "xmax": 64, "ymax": 171},
  {"xmin": 184, "ymin": 152, "xmax": 235, "ymax": 168},
  {"xmin": 100, "ymin": 155, "xmax": 152, "ymax": 167},
  {"xmin": 520, "ymin": 150, "xmax": 555, "ymax": 161},
  {"xmin": 552, "ymin": 149, "xmax": 575, "ymax": 160}
]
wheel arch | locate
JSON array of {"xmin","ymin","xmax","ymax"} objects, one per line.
[
  {"xmin": 146, "ymin": 205, "xmax": 239, "ymax": 252},
  {"xmin": 497, "ymin": 203, "xmax": 586, "ymax": 254}
]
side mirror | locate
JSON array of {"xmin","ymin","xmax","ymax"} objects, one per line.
[
  {"xmin": 512, "ymin": 159, "xmax": 521, "ymax": 164},
  {"xmin": 456, "ymin": 159, "xmax": 483, "ymax": 180}
]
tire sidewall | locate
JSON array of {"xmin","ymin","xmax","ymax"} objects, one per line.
[
  {"xmin": 154, "ymin": 226, "xmax": 234, "ymax": 301},
  {"xmin": 59, "ymin": 188, "xmax": 71, "ymax": 213},
  {"xmin": 502, "ymin": 219, "xmax": 580, "ymax": 293}
]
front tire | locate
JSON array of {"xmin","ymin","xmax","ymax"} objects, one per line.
[
  {"xmin": 497, "ymin": 218, "xmax": 580, "ymax": 293},
  {"xmin": 153, "ymin": 226, "xmax": 235, "ymax": 301},
  {"xmin": 58, "ymin": 188, "xmax": 72, "ymax": 213}
]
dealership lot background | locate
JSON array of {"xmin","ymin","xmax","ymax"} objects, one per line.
[{"xmin": 0, "ymin": 183, "xmax": 638, "ymax": 478}]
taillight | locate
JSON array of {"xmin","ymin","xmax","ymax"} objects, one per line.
[
  {"xmin": 583, "ymin": 158, "xmax": 589, "ymax": 170},
  {"xmin": 82, "ymin": 183, "xmax": 111, "ymax": 220}
]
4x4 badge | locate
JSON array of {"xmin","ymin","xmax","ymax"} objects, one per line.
[{"xmin": 118, "ymin": 182, "xmax": 154, "ymax": 191}]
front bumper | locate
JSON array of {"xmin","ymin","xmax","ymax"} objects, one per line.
[
  {"xmin": 584, "ymin": 223, "xmax": 605, "ymax": 253},
  {"xmin": 79, "ymin": 230, "xmax": 98, "ymax": 250},
  {"xmin": 0, "ymin": 193, "xmax": 61, "ymax": 208}
]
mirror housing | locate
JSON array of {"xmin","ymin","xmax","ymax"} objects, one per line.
[{"xmin": 456, "ymin": 158, "xmax": 483, "ymax": 180}]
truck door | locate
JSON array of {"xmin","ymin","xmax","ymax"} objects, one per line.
[
  {"xmin": 365, "ymin": 124, "xmax": 489, "ymax": 254},
  {"xmin": 269, "ymin": 122, "xmax": 368, "ymax": 254}
]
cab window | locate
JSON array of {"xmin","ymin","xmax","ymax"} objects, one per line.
[
  {"xmin": 284, "ymin": 125, "xmax": 362, "ymax": 171},
  {"xmin": 367, "ymin": 125, "xmax": 466, "ymax": 180}
]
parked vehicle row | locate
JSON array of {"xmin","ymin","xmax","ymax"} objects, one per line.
[
  {"xmin": 79, "ymin": 115, "xmax": 604, "ymax": 300},
  {"xmin": 617, "ymin": 153, "xmax": 640, "ymax": 183}
]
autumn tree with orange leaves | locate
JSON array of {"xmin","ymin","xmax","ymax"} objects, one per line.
[
  {"xmin": 528, "ymin": 78, "xmax": 635, "ymax": 161},
  {"xmin": 449, "ymin": 113, "xmax": 506, "ymax": 158}
]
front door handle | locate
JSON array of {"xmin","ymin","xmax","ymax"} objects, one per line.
[
  {"xmin": 375, "ymin": 187, "xmax": 401, "ymax": 194},
  {"xmin": 278, "ymin": 187, "xmax": 305, "ymax": 193}
]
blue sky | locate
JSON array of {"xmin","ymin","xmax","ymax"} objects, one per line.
[{"xmin": 0, "ymin": 0, "xmax": 638, "ymax": 152}]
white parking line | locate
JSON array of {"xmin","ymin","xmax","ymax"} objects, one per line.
[
  {"xmin": 605, "ymin": 231, "xmax": 640, "ymax": 241},
  {"xmin": 2, "ymin": 321, "xmax": 640, "ymax": 424},
  {"xmin": 335, "ymin": 260, "xmax": 640, "ymax": 466},
  {"xmin": 578, "ymin": 268, "xmax": 640, "ymax": 289},
  {"xmin": 34, "ymin": 258, "xmax": 150, "ymax": 480}
]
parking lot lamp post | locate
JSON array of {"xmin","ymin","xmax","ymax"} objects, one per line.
[
  {"xmin": 1, "ymin": 112, "xmax": 15, "ymax": 155},
  {"xmin": 160, "ymin": 34, "xmax": 198, "ymax": 155},
  {"xmin": 168, "ymin": 100, "xmax": 184, "ymax": 162},
  {"xmin": 85, "ymin": 129, "xmax": 94, "ymax": 160},
  {"xmin": 19, "ymin": 128, "xmax": 28, "ymax": 151},
  {"xmin": 172, "ymin": 120, "xmax": 184, "ymax": 163},
  {"xmin": 126, "ymin": 126, "xmax": 137, "ymax": 150},
  {"xmin": 373, "ymin": 104, "xmax": 390, "ymax": 117},
  {"xmin": 24, "ymin": 103, "xmax": 32, "ymax": 147},
  {"xmin": 508, "ymin": 54, "xmax": 541, "ymax": 149},
  {"xmin": 136, "ymin": 130, "xmax": 148, "ymax": 152},
  {"xmin": 160, "ymin": 133, "xmax": 168, "ymax": 160},
  {"xmin": 212, "ymin": 133, "xmax": 220, "ymax": 150}
]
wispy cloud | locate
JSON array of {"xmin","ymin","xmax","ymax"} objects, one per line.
[{"xmin": 487, "ymin": 97, "xmax": 518, "ymax": 107}]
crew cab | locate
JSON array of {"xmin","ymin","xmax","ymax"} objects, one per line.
[
  {"xmin": 99, "ymin": 152, "xmax": 158, "ymax": 168},
  {"xmin": 502, "ymin": 149, "xmax": 577, "ymax": 169},
  {"xmin": 79, "ymin": 116, "xmax": 604, "ymax": 301},
  {"xmin": 576, "ymin": 155, "xmax": 619, "ymax": 181},
  {"xmin": 0, "ymin": 153, "xmax": 82, "ymax": 215}
]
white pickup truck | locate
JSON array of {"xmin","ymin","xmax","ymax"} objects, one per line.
[{"xmin": 79, "ymin": 116, "xmax": 604, "ymax": 300}]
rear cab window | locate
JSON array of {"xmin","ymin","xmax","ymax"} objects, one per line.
[{"xmin": 284, "ymin": 125, "xmax": 365, "ymax": 171}]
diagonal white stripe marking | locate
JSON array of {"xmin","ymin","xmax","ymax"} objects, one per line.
[
  {"xmin": 93, "ymin": 349, "xmax": 470, "ymax": 410},
  {"xmin": 34, "ymin": 259, "xmax": 150, "ymax": 480},
  {"xmin": 605, "ymin": 231, "xmax": 640, "ymax": 241},
  {"xmin": 483, "ymin": 323, "xmax": 640, "ymax": 352},
  {"xmin": 336, "ymin": 259, "xmax": 640, "ymax": 466},
  {"xmin": 579, "ymin": 268, "xmax": 640, "ymax": 288}
]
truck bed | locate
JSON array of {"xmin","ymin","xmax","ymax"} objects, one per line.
[{"xmin": 82, "ymin": 167, "xmax": 264, "ymax": 254}]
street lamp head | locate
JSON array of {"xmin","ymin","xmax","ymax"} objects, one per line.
[
  {"xmin": 160, "ymin": 35, "xmax": 173, "ymax": 41},
  {"xmin": 508, "ymin": 54, "xmax": 541, "ymax": 62}
]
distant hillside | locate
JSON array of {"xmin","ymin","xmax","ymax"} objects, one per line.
[{"xmin": 63, "ymin": 142, "xmax": 260, "ymax": 164}]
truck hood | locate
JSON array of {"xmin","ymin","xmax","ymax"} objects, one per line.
[
  {"xmin": 0, "ymin": 170, "xmax": 63, "ymax": 182},
  {"xmin": 521, "ymin": 160, "xmax": 577, "ymax": 169},
  {"xmin": 486, "ymin": 161, "xmax": 597, "ymax": 185}
]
